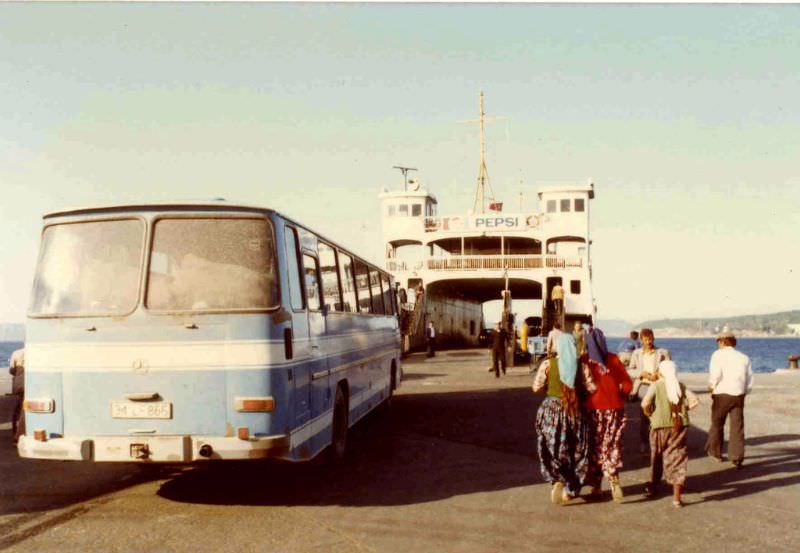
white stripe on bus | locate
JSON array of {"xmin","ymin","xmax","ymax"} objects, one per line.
[{"xmin": 27, "ymin": 339, "xmax": 399, "ymax": 373}]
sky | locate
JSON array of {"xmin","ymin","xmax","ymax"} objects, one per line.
[{"xmin": 1, "ymin": 3, "xmax": 799, "ymax": 325}]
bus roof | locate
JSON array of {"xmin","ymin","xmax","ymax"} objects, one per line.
[
  {"xmin": 42, "ymin": 199, "xmax": 392, "ymax": 278},
  {"xmin": 43, "ymin": 199, "xmax": 272, "ymax": 219}
]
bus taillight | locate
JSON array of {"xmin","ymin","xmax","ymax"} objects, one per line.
[
  {"xmin": 234, "ymin": 397, "xmax": 275, "ymax": 413},
  {"xmin": 23, "ymin": 399, "xmax": 55, "ymax": 413}
]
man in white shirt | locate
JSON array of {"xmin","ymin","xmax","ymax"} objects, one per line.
[
  {"xmin": 705, "ymin": 331, "xmax": 753, "ymax": 468},
  {"xmin": 545, "ymin": 321, "xmax": 562, "ymax": 358}
]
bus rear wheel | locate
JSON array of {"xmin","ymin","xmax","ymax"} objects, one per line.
[{"xmin": 328, "ymin": 387, "xmax": 348, "ymax": 464}]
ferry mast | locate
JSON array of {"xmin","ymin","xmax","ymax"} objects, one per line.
[{"xmin": 462, "ymin": 91, "xmax": 502, "ymax": 214}]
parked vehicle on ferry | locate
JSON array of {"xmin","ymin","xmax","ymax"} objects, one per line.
[{"xmin": 19, "ymin": 201, "xmax": 401, "ymax": 463}]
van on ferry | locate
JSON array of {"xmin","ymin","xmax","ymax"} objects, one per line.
[{"xmin": 19, "ymin": 201, "xmax": 401, "ymax": 463}]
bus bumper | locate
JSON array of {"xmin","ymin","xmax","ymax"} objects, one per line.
[{"xmin": 18, "ymin": 434, "xmax": 290, "ymax": 462}]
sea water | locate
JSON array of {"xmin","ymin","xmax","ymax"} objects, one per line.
[
  {"xmin": 607, "ymin": 337, "xmax": 800, "ymax": 374},
  {"xmin": 2, "ymin": 338, "xmax": 799, "ymax": 374}
]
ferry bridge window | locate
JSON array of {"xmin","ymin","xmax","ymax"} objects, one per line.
[
  {"xmin": 570, "ymin": 280, "xmax": 581, "ymax": 294},
  {"xmin": 303, "ymin": 255, "xmax": 321, "ymax": 311},
  {"xmin": 283, "ymin": 226, "xmax": 304, "ymax": 310},
  {"xmin": 412, "ymin": 204, "xmax": 422, "ymax": 217},
  {"xmin": 147, "ymin": 218, "xmax": 278, "ymax": 311},
  {"xmin": 30, "ymin": 219, "xmax": 144, "ymax": 316},
  {"xmin": 547, "ymin": 200, "xmax": 557, "ymax": 213},
  {"xmin": 398, "ymin": 204, "xmax": 409, "ymax": 217},
  {"xmin": 354, "ymin": 260, "xmax": 373, "ymax": 314},
  {"xmin": 337, "ymin": 251, "xmax": 358, "ymax": 313},
  {"xmin": 574, "ymin": 198, "xmax": 585, "ymax": 212},
  {"xmin": 369, "ymin": 268, "xmax": 385, "ymax": 315},
  {"xmin": 560, "ymin": 199, "xmax": 571, "ymax": 212},
  {"xmin": 318, "ymin": 242, "xmax": 343, "ymax": 312}
]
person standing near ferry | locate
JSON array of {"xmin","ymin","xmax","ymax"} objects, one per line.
[
  {"xmin": 551, "ymin": 282, "xmax": 564, "ymax": 314},
  {"xmin": 705, "ymin": 331, "xmax": 753, "ymax": 468},
  {"xmin": 532, "ymin": 333, "xmax": 596, "ymax": 505},
  {"xmin": 491, "ymin": 322, "xmax": 507, "ymax": 378},
  {"xmin": 628, "ymin": 328, "xmax": 671, "ymax": 452},
  {"xmin": 617, "ymin": 330, "xmax": 641, "ymax": 367},
  {"xmin": 8, "ymin": 348, "xmax": 25, "ymax": 442},
  {"xmin": 583, "ymin": 328, "xmax": 633, "ymax": 502},
  {"xmin": 425, "ymin": 321, "xmax": 437, "ymax": 358},
  {"xmin": 546, "ymin": 321, "xmax": 562, "ymax": 358},
  {"xmin": 573, "ymin": 321, "xmax": 586, "ymax": 356}
]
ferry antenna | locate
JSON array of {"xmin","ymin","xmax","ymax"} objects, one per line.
[
  {"xmin": 392, "ymin": 166, "xmax": 418, "ymax": 191},
  {"xmin": 457, "ymin": 91, "xmax": 507, "ymax": 214}
]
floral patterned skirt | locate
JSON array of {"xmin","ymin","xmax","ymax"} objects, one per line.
[
  {"xmin": 535, "ymin": 396, "xmax": 590, "ymax": 496},
  {"xmin": 586, "ymin": 408, "xmax": 626, "ymax": 486},
  {"xmin": 650, "ymin": 426, "xmax": 689, "ymax": 486}
]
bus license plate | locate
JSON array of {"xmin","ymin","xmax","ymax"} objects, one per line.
[{"xmin": 111, "ymin": 401, "xmax": 172, "ymax": 419}]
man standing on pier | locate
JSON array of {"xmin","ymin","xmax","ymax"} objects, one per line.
[
  {"xmin": 425, "ymin": 321, "xmax": 437, "ymax": 358},
  {"xmin": 618, "ymin": 330, "xmax": 641, "ymax": 366},
  {"xmin": 491, "ymin": 322, "xmax": 507, "ymax": 378},
  {"xmin": 706, "ymin": 331, "xmax": 753, "ymax": 468},
  {"xmin": 546, "ymin": 321, "xmax": 562, "ymax": 358}
]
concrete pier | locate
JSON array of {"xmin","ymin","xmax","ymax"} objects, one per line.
[{"xmin": 0, "ymin": 349, "xmax": 798, "ymax": 552}]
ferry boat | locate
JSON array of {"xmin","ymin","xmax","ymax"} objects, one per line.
[{"xmin": 379, "ymin": 93, "xmax": 597, "ymax": 357}]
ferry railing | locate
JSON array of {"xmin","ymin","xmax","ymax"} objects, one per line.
[{"xmin": 425, "ymin": 255, "xmax": 583, "ymax": 271}]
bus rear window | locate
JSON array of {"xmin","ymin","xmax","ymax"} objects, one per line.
[
  {"xmin": 147, "ymin": 218, "xmax": 277, "ymax": 311},
  {"xmin": 30, "ymin": 219, "xmax": 144, "ymax": 316}
]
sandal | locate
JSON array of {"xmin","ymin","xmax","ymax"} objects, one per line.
[
  {"xmin": 610, "ymin": 478, "xmax": 624, "ymax": 503},
  {"xmin": 551, "ymin": 482, "xmax": 565, "ymax": 504},
  {"xmin": 643, "ymin": 482, "xmax": 655, "ymax": 499},
  {"xmin": 672, "ymin": 499, "xmax": 683, "ymax": 508}
]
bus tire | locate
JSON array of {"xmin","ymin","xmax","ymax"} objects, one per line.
[{"xmin": 328, "ymin": 386, "xmax": 348, "ymax": 464}]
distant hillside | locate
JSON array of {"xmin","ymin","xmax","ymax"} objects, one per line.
[
  {"xmin": 596, "ymin": 319, "xmax": 635, "ymax": 337},
  {"xmin": 0, "ymin": 323, "xmax": 25, "ymax": 342},
  {"xmin": 637, "ymin": 310, "xmax": 800, "ymax": 337}
]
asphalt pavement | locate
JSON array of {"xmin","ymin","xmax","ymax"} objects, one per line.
[{"xmin": 1, "ymin": 350, "xmax": 798, "ymax": 552}]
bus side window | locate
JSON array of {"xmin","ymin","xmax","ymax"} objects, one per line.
[
  {"xmin": 302, "ymin": 255, "xmax": 321, "ymax": 311},
  {"xmin": 354, "ymin": 260, "xmax": 372, "ymax": 314},
  {"xmin": 318, "ymin": 242, "xmax": 343, "ymax": 312},
  {"xmin": 284, "ymin": 226, "xmax": 305, "ymax": 310},
  {"xmin": 338, "ymin": 251, "xmax": 358, "ymax": 313},
  {"xmin": 381, "ymin": 274, "xmax": 394, "ymax": 315},
  {"xmin": 369, "ymin": 268, "xmax": 385, "ymax": 315}
]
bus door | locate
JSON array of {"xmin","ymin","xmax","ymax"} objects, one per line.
[
  {"xmin": 303, "ymin": 252, "xmax": 329, "ymax": 418},
  {"xmin": 284, "ymin": 225, "xmax": 312, "ymax": 425}
]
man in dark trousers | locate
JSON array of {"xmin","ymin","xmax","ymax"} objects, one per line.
[
  {"xmin": 491, "ymin": 322, "xmax": 507, "ymax": 378},
  {"xmin": 706, "ymin": 330, "xmax": 753, "ymax": 468},
  {"xmin": 425, "ymin": 321, "xmax": 437, "ymax": 357}
]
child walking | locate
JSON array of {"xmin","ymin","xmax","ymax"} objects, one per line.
[{"xmin": 640, "ymin": 360, "xmax": 699, "ymax": 507}]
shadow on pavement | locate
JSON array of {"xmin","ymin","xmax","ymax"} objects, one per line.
[
  {"xmin": 157, "ymin": 386, "xmax": 543, "ymax": 507},
  {"xmin": 0, "ymin": 428, "xmax": 163, "ymax": 518}
]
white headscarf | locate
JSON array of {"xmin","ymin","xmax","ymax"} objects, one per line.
[{"xmin": 658, "ymin": 360, "xmax": 683, "ymax": 405}]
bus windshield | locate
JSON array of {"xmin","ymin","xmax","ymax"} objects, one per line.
[
  {"xmin": 30, "ymin": 219, "xmax": 144, "ymax": 316},
  {"xmin": 146, "ymin": 217, "xmax": 278, "ymax": 311}
]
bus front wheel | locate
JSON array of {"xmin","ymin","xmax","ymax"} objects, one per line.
[{"xmin": 328, "ymin": 386, "xmax": 349, "ymax": 464}]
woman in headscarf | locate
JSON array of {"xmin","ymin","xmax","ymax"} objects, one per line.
[
  {"xmin": 532, "ymin": 332, "xmax": 596, "ymax": 504},
  {"xmin": 583, "ymin": 327, "xmax": 633, "ymax": 502},
  {"xmin": 641, "ymin": 360, "xmax": 699, "ymax": 507}
]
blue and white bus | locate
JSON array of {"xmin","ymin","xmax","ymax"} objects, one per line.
[{"xmin": 18, "ymin": 201, "xmax": 401, "ymax": 463}]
